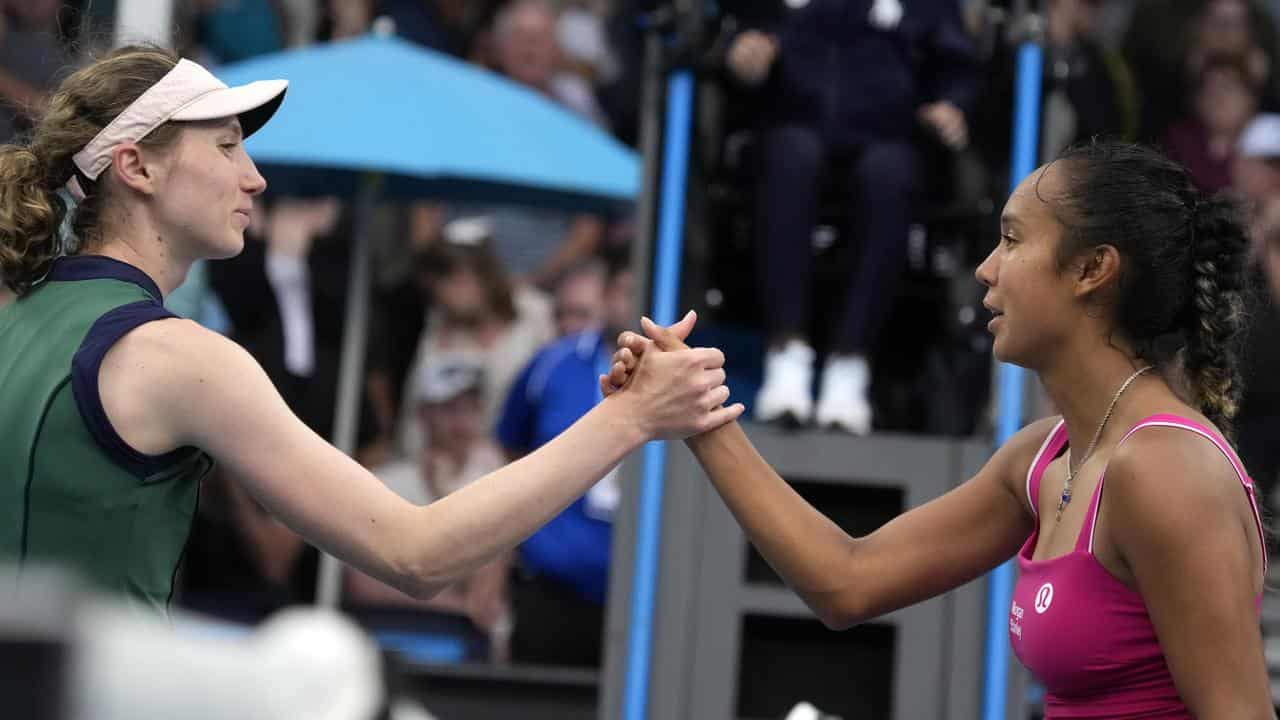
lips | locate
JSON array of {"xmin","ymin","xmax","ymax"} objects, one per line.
[{"xmin": 984, "ymin": 299, "xmax": 1003, "ymax": 331}]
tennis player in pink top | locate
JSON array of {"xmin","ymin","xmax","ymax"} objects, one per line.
[{"xmin": 606, "ymin": 140, "xmax": 1274, "ymax": 718}]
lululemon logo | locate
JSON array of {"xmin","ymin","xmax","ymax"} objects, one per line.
[{"xmin": 1034, "ymin": 583, "xmax": 1054, "ymax": 614}]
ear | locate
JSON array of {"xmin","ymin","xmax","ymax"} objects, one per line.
[
  {"xmin": 108, "ymin": 142, "xmax": 161, "ymax": 196},
  {"xmin": 1073, "ymin": 244, "xmax": 1122, "ymax": 299}
]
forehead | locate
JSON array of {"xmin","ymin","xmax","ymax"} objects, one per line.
[
  {"xmin": 145, "ymin": 119, "xmax": 236, "ymax": 164},
  {"xmin": 176, "ymin": 117, "xmax": 242, "ymax": 140},
  {"xmin": 1003, "ymin": 163, "xmax": 1066, "ymax": 228}
]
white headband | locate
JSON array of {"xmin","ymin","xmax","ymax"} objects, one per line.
[{"xmin": 66, "ymin": 58, "xmax": 287, "ymax": 201}]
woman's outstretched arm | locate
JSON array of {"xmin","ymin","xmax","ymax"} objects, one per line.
[
  {"xmin": 101, "ymin": 312, "xmax": 742, "ymax": 599},
  {"xmin": 610, "ymin": 318, "xmax": 1045, "ymax": 628}
]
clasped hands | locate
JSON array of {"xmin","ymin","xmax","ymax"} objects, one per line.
[{"xmin": 598, "ymin": 311, "xmax": 739, "ymax": 438}]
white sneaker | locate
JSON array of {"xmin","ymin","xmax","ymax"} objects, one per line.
[
  {"xmin": 755, "ymin": 339, "xmax": 815, "ymax": 426},
  {"xmin": 815, "ymin": 354, "xmax": 872, "ymax": 435},
  {"xmin": 784, "ymin": 702, "xmax": 823, "ymax": 720}
]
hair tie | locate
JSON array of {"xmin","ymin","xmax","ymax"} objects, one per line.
[{"xmin": 52, "ymin": 186, "xmax": 81, "ymax": 257}]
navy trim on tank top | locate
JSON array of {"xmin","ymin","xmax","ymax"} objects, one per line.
[
  {"xmin": 50, "ymin": 256, "xmax": 209, "ymax": 481},
  {"xmin": 70, "ymin": 301, "xmax": 198, "ymax": 479},
  {"xmin": 46, "ymin": 255, "xmax": 163, "ymax": 302}
]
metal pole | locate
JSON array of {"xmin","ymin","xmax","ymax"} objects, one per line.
[
  {"xmin": 315, "ymin": 175, "xmax": 381, "ymax": 608},
  {"xmin": 601, "ymin": 20, "xmax": 667, "ymax": 719},
  {"xmin": 628, "ymin": 25, "xmax": 670, "ymax": 326},
  {"xmin": 980, "ymin": 15, "xmax": 1044, "ymax": 720},
  {"xmin": 114, "ymin": 0, "xmax": 175, "ymax": 47},
  {"xmin": 621, "ymin": 69, "xmax": 694, "ymax": 720}
]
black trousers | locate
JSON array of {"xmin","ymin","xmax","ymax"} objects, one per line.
[{"xmin": 755, "ymin": 125, "xmax": 918, "ymax": 354}]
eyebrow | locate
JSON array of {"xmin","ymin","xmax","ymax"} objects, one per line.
[
  {"xmin": 1000, "ymin": 214, "xmax": 1023, "ymax": 229},
  {"xmin": 210, "ymin": 118, "xmax": 243, "ymax": 140}
]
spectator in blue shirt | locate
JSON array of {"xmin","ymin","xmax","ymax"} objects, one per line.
[{"xmin": 495, "ymin": 252, "xmax": 633, "ymax": 667}]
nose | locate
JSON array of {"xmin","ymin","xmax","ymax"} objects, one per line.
[
  {"xmin": 242, "ymin": 154, "xmax": 267, "ymax": 196},
  {"xmin": 975, "ymin": 243, "xmax": 998, "ymax": 288}
]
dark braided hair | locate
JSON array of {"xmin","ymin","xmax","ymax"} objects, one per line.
[{"xmin": 1045, "ymin": 140, "xmax": 1249, "ymax": 438}]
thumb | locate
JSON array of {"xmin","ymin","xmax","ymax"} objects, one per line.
[
  {"xmin": 669, "ymin": 309, "xmax": 697, "ymax": 342},
  {"xmin": 641, "ymin": 314, "xmax": 691, "ymax": 351}
]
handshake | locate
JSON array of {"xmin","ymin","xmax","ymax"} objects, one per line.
[{"xmin": 597, "ymin": 311, "xmax": 743, "ymax": 440}]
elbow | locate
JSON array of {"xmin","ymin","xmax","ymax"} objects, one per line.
[
  {"xmin": 393, "ymin": 568, "xmax": 449, "ymax": 601},
  {"xmin": 816, "ymin": 610, "xmax": 856, "ymax": 631},
  {"xmin": 815, "ymin": 604, "xmax": 870, "ymax": 631},
  {"xmin": 392, "ymin": 558, "xmax": 452, "ymax": 600},
  {"xmin": 817, "ymin": 610, "xmax": 862, "ymax": 632},
  {"xmin": 381, "ymin": 508, "xmax": 462, "ymax": 599},
  {"xmin": 386, "ymin": 547, "xmax": 453, "ymax": 600},
  {"xmin": 810, "ymin": 592, "xmax": 873, "ymax": 631},
  {"xmin": 810, "ymin": 550, "xmax": 875, "ymax": 630},
  {"xmin": 403, "ymin": 580, "xmax": 447, "ymax": 601}
]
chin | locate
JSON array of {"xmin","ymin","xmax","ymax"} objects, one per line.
[
  {"xmin": 991, "ymin": 343, "xmax": 1009, "ymax": 364},
  {"xmin": 990, "ymin": 339, "xmax": 1030, "ymax": 369},
  {"xmin": 207, "ymin": 233, "xmax": 247, "ymax": 260},
  {"xmin": 988, "ymin": 335, "xmax": 1039, "ymax": 368}
]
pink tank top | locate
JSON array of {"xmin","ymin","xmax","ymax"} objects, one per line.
[{"xmin": 1008, "ymin": 414, "xmax": 1266, "ymax": 718}]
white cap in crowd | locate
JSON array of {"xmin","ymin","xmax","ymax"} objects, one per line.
[{"xmin": 412, "ymin": 354, "xmax": 484, "ymax": 404}]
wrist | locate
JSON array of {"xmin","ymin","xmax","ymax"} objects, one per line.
[
  {"xmin": 597, "ymin": 393, "xmax": 650, "ymax": 452},
  {"xmin": 686, "ymin": 418, "xmax": 732, "ymax": 451}
]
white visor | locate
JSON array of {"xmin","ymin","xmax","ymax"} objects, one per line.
[{"xmin": 66, "ymin": 58, "xmax": 287, "ymax": 200}]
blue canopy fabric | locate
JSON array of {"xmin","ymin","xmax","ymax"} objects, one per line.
[{"xmin": 216, "ymin": 35, "xmax": 639, "ymax": 209}]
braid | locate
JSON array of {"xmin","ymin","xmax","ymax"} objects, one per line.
[{"xmin": 1183, "ymin": 196, "xmax": 1249, "ymax": 440}]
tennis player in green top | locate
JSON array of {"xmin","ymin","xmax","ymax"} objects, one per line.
[{"xmin": 0, "ymin": 45, "xmax": 743, "ymax": 614}]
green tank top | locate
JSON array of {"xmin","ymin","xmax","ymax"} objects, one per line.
[{"xmin": 0, "ymin": 256, "xmax": 212, "ymax": 613}]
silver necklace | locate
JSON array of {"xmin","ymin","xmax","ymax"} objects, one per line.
[{"xmin": 1056, "ymin": 365, "xmax": 1153, "ymax": 521}]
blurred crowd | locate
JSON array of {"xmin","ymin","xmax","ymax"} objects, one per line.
[{"xmin": 4, "ymin": 0, "xmax": 1280, "ymax": 673}]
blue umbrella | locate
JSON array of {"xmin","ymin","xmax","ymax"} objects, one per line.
[
  {"xmin": 217, "ymin": 34, "xmax": 639, "ymax": 209},
  {"xmin": 214, "ymin": 34, "xmax": 640, "ymax": 607}
]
